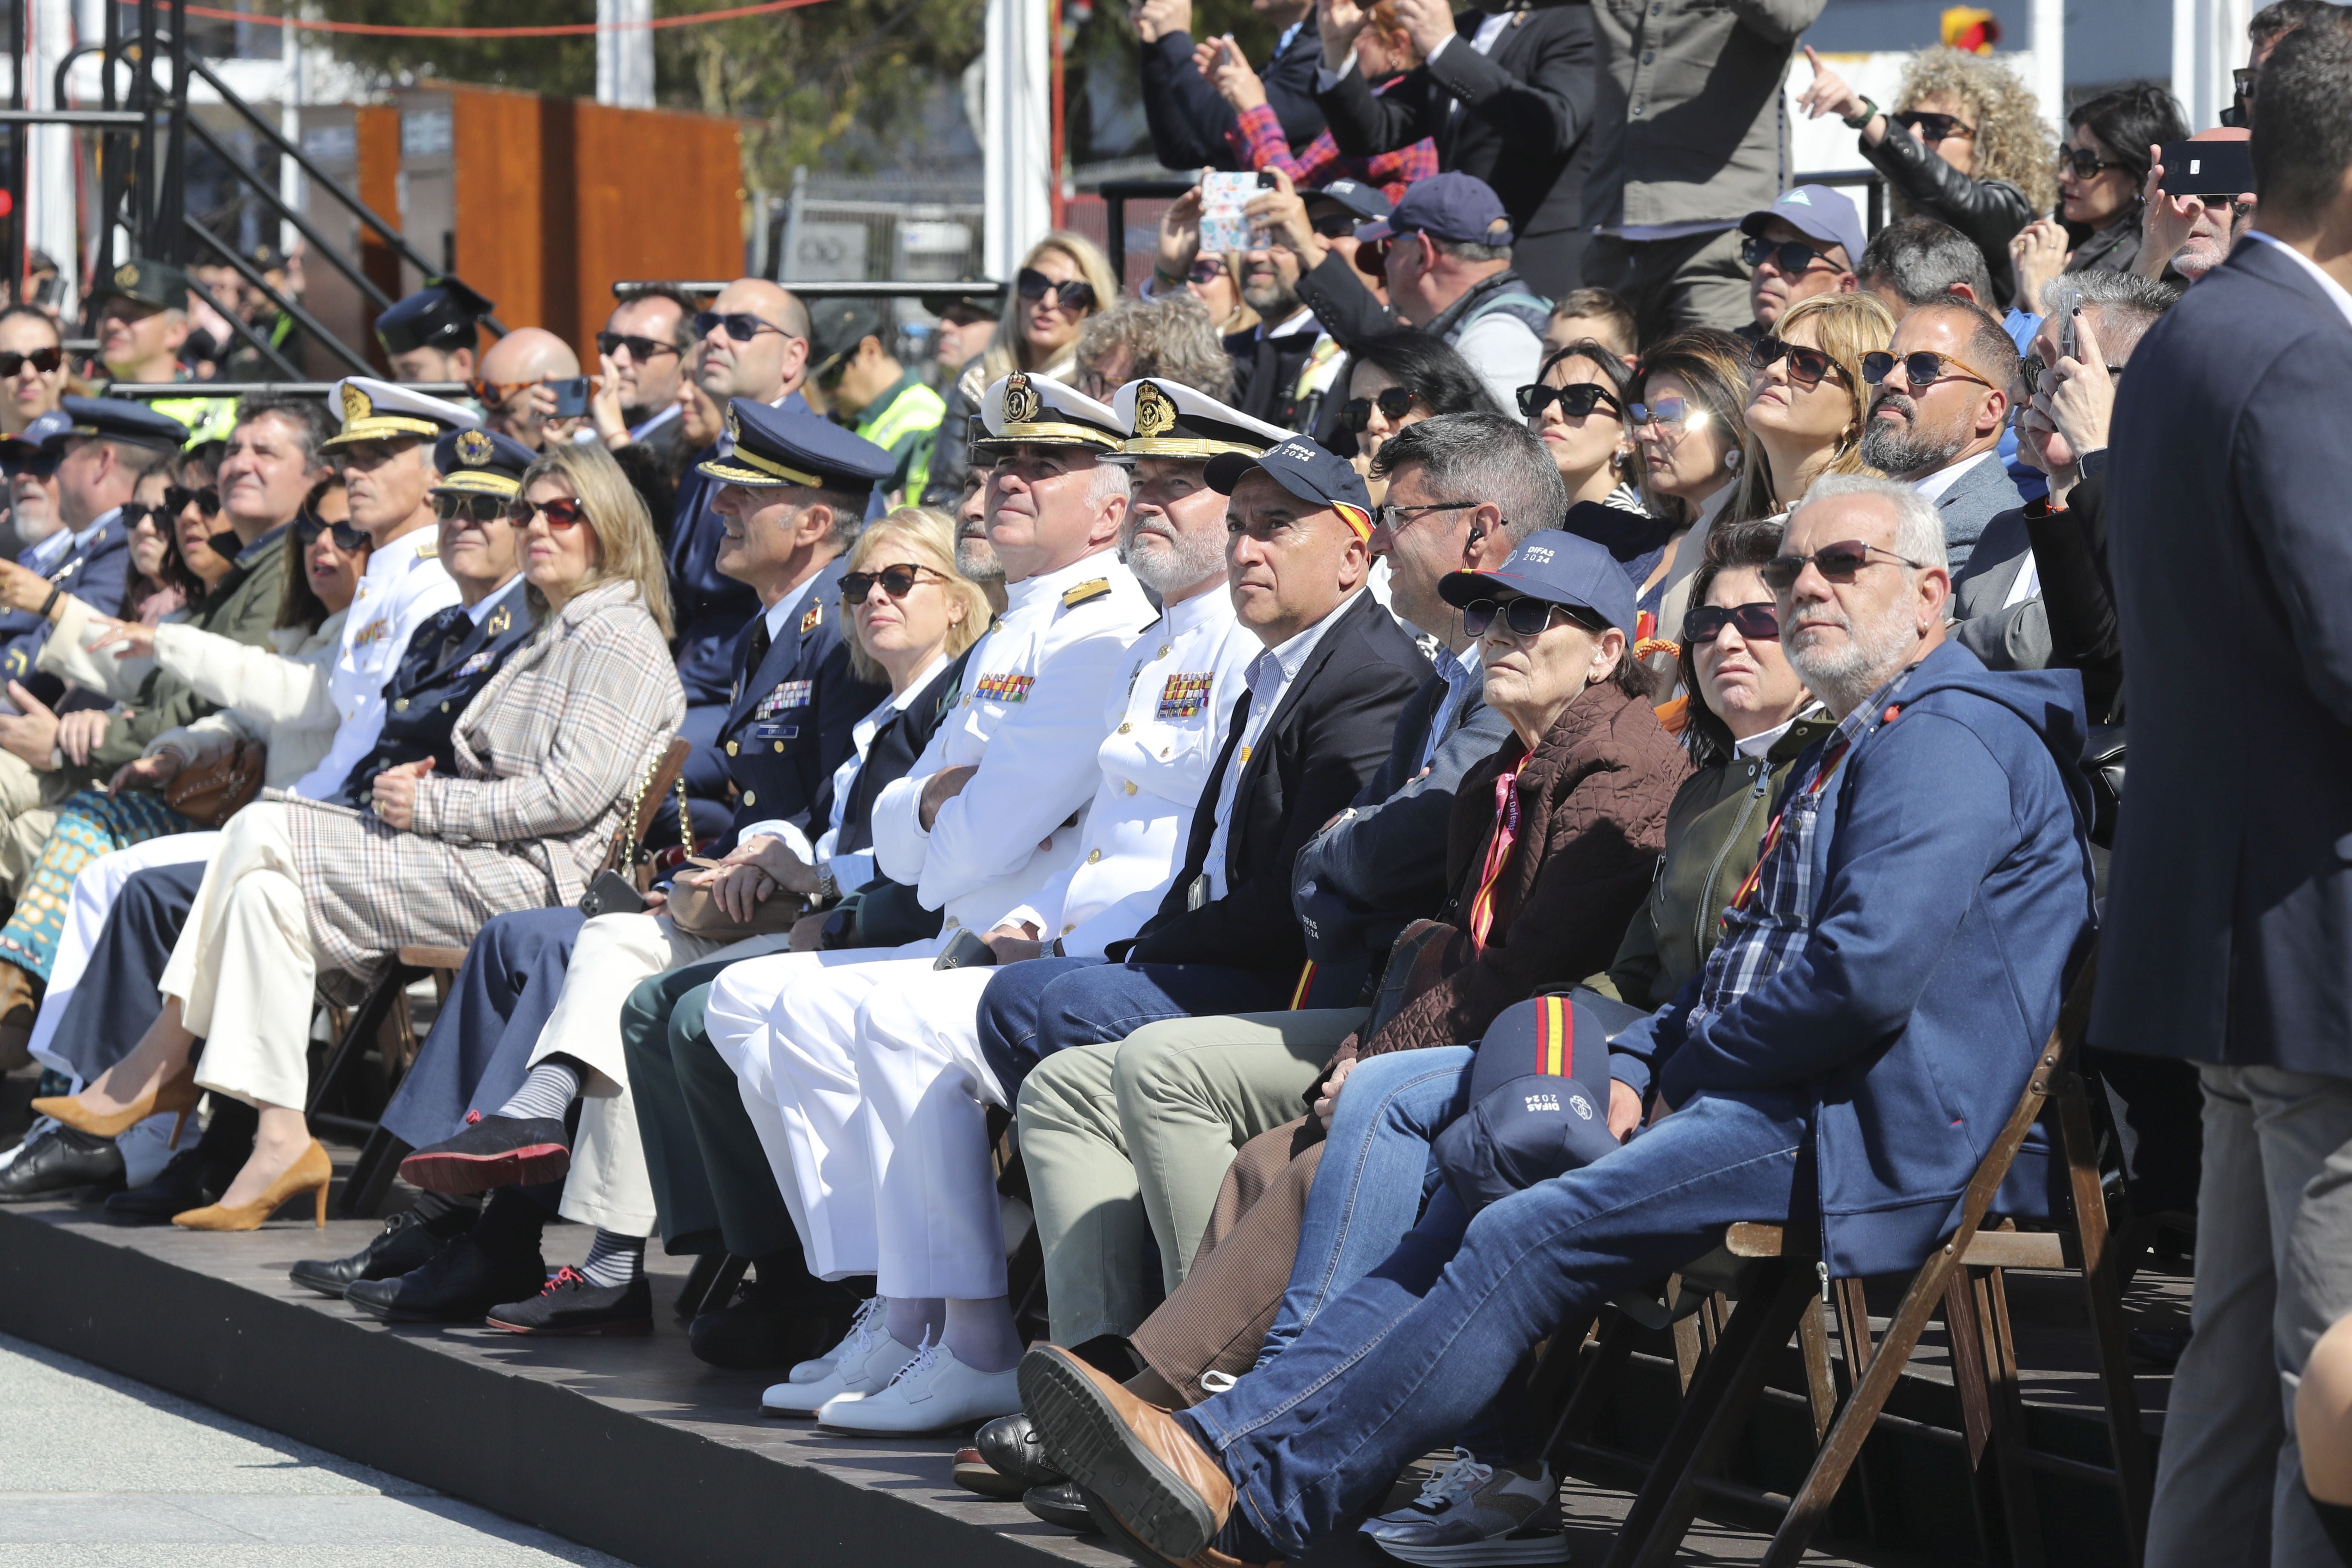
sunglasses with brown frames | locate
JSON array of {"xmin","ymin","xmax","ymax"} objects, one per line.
[
  {"xmin": 1760, "ymin": 539, "xmax": 1929, "ymax": 592},
  {"xmin": 1860, "ymin": 350, "xmax": 2000, "ymax": 394},
  {"xmin": 840, "ymin": 563, "xmax": 944, "ymax": 603},
  {"xmin": 1756, "ymin": 337, "xmax": 1846, "ymax": 389}
]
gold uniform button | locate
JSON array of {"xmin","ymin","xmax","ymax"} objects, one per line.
[
  {"xmin": 1118, "ymin": 722, "xmax": 1132, "ymax": 734},
  {"xmin": 726, "ymin": 741, "xmax": 739, "ymax": 756},
  {"xmin": 773, "ymin": 741, "xmax": 784, "ymax": 753},
  {"xmin": 1124, "ymin": 780, "xmax": 1137, "ymax": 795},
  {"xmin": 440, "ymin": 702, "xmax": 450, "ymax": 712},
  {"xmin": 945, "ymin": 916, "xmax": 960, "ymax": 928},
  {"xmin": 1086, "ymin": 848, "xmax": 1102, "ymax": 864},
  {"xmin": 1157, "ymin": 644, "xmax": 1170, "ymax": 659},
  {"xmin": 1062, "ymin": 922, "xmax": 1077, "ymax": 934},
  {"xmin": 394, "ymin": 698, "xmax": 409, "ymax": 711},
  {"xmin": 742, "ymin": 790, "xmax": 756, "ymax": 805}
]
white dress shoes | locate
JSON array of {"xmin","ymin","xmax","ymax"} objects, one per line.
[
  {"xmin": 787, "ymin": 1296, "xmax": 881, "ymax": 1384},
  {"xmin": 816, "ymin": 1340, "xmax": 1023, "ymax": 1435},
  {"xmin": 762, "ymin": 1308, "xmax": 916, "ymax": 1417}
]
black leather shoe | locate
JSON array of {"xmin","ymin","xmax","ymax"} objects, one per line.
[
  {"xmin": 346, "ymin": 1233, "xmax": 546, "ymax": 1323},
  {"xmin": 103, "ymin": 1145, "xmax": 232, "ymax": 1224},
  {"xmin": 289, "ymin": 1208, "xmax": 452, "ymax": 1298},
  {"xmin": 687, "ymin": 1278, "xmax": 853, "ymax": 1370},
  {"xmin": 398, "ymin": 1112, "xmax": 570, "ymax": 1194},
  {"xmin": 0, "ymin": 1125, "xmax": 126, "ymax": 1203},
  {"xmin": 978, "ymin": 1411, "xmax": 1066, "ymax": 1487},
  {"xmin": 485, "ymin": 1267, "xmax": 653, "ymax": 1335},
  {"xmin": 1023, "ymin": 1480, "xmax": 1097, "ymax": 1533}
]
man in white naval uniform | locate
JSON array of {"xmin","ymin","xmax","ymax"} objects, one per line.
[
  {"xmin": 772, "ymin": 379, "xmax": 1284, "ymax": 1433},
  {"xmin": 698, "ymin": 372, "xmax": 1152, "ymax": 1419}
]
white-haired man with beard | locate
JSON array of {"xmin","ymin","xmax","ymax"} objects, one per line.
[
  {"xmin": 769, "ymin": 378, "xmax": 1284, "ymax": 1434},
  {"xmin": 1014, "ymin": 473, "xmax": 2098, "ymax": 1568},
  {"xmin": 1857, "ymin": 300, "xmax": 2027, "ymax": 572}
]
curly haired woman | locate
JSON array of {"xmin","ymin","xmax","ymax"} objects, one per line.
[{"xmin": 1798, "ymin": 44, "xmax": 2056, "ymax": 308}]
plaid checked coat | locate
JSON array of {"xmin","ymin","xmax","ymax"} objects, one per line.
[{"xmin": 283, "ymin": 578, "xmax": 685, "ymax": 980}]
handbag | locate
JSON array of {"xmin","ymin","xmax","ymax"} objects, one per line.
[
  {"xmin": 665, "ymin": 855, "xmax": 806, "ymax": 942},
  {"xmin": 164, "ymin": 740, "xmax": 265, "ymax": 828}
]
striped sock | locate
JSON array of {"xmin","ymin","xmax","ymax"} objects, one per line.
[
  {"xmin": 495, "ymin": 1059, "xmax": 581, "ymax": 1123},
  {"xmin": 579, "ymin": 1229, "xmax": 643, "ymax": 1289}
]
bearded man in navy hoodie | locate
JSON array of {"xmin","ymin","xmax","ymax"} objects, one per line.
[{"xmin": 1014, "ymin": 472, "xmax": 2098, "ymax": 1567}]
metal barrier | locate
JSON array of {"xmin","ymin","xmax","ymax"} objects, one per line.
[
  {"xmin": 613, "ymin": 280, "xmax": 1006, "ymax": 303},
  {"xmin": 98, "ymin": 381, "xmax": 471, "ymax": 399}
]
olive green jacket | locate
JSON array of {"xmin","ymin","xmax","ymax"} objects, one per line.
[{"xmin": 1608, "ymin": 708, "xmax": 1834, "ymax": 1011}]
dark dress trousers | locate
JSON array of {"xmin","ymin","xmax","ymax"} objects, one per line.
[
  {"xmin": 1142, "ymin": 20, "xmax": 1325, "ymax": 174},
  {"xmin": 1312, "ymin": 6, "xmax": 1596, "ymax": 297},
  {"xmin": 2095, "ymin": 238, "xmax": 2352, "ymax": 1075}
]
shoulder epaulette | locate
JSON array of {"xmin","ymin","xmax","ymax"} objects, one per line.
[{"xmin": 1062, "ymin": 578, "xmax": 1112, "ymax": 609}]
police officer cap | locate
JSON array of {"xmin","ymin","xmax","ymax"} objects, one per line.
[
  {"xmin": 698, "ymin": 398, "xmax": 893, "ymax": 492},
  {"xmin": 1111, "ymin": 378, "xmax": 1290, "ymax": 462},
  {"xmin": 1202, "ymin": 435, "xmax": 1374, "ymax": 539},
  {"xmin": 54, "ymin": 394, "xmax": 189, "ymax": 453},
  {"xmin": 95, "ymin": 256, "xmax": 190, "ymax": 314},
  {"xmin": 1439, "ymin": 527, "xmax": 1637, "ymax": 644},
  {"xmin": 1430, "ymin": 992, "xmax": 1624, "ymax": 1216},
  {"xmin": 431, "ymin": 427, "xmax": 537, "ymax": 498},
  {"xmin": 374, "ymin": 276, "xmax": 496, "ymax": 357},
  {"xmin": 324, "ymin": 376, "xmax": 482, "ymax": 452},
  {"xmin": 973, "ymin": 372, "xmax": 1123, "ymax": 456}
]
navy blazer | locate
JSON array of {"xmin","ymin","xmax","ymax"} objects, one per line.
[
  {"xmin": 1127, "ymin": 589, "xmax": 1428, "ymax": 978},
  {"xmin": 326, "ymin": 576, "xmax": 536, "ymax": 807},
  {"xmin": 708, "ymin": 553, "xmax": 888, "ymax": 857},
  {"xmin": 0, "ymin": 515, "xmax": 131, "ymax": 689},
  {"xmin": 1142, "ymin": 19, "xmax": 1324, "ymax": 174},
  {"xmin": 666, "ymin": 389, "xmax": 811, "ymax": 707},
  {"xmin": 2097, "ymin": 238, "xmax": 2352, "ymax": 1075}
]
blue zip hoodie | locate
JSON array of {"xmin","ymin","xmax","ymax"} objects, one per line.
[{"xmin": 1632, "ymin": 640, "xmax": 2096, "ymax": 1279}]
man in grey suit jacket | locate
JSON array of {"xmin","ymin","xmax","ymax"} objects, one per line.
[
  {"xmin": 2097, "ymin": 22, "xmax": 2352, "ymax": 1568},
  {"xmin": 1858, "ymin": 299, "xmax": 2024, "ymax": 572},
  {"xmin": 1952, "ymin": 274, "xmax": 2178, "ymax": 670}
]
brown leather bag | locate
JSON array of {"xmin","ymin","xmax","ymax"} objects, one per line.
[
  {"xmin": 664, "ymin": 856, "xmax": 805, "ymax": 943},
  {"xmin": 165, "ymin": 740, "xmax": 265, "ymax": 827}
]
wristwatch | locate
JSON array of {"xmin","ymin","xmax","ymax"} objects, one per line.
[
  {"xmin": 815, "ymin": 864, "xmax": 839, "ymax": 904},
  {"xmin": 1842, "ymin": 95, "xmax": 1879, "ymax": 131},
  {"xmin": 2077, "ymin": 447, "xmax": 2108, "ymax": 479}
]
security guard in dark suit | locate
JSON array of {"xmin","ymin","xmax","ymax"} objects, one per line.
[{"xmin": 322, "ymin": 427, "xmax": 539, "ymax": 806}]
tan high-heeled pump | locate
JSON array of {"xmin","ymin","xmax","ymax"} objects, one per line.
[
  {"xmin": 31, "ymin": 1059, "xmax": 202, "ymax": 1147},
  {"xmin": 172, "ymin": 1140, "xmax": 333, "ymax": 1231}
]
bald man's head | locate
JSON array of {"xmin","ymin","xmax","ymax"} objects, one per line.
[
  {"xmin": 697, "ymin": 277, "xmax": 810, "ymax": 404},
  {"xmin": 479, "ymin": 326, "xmax": 581, "ymax": 385}
]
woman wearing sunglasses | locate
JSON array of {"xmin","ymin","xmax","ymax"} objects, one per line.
[
  {"xmin": 121, "ymin": 464, "xmax": 208, "ymax": 627},
  {"xmin": 1626, "ymin": 329, "xmax": 1752, "ymax": 653},
  {"xmin": 1611, "ymin": 519, "xmax": 1828, "ymax": 1011},
  {"xmin": 0, "ymin": 305, "xmax": 69, "ymax": 439},
  {"xmin": 1338, "ymin": 330, "xmax": 1502, "ymax": 487},
  {"xmin": 1519, "ymin": 339, "xmax": 1644, "ymax": 513},
  {"xmin": 1729, "ymin": 293, "xmax": 1895, "ymax": 523},
  {"xmin": 1798, "ymin": 46, "xmax": 2055, "ymax": 306},
  {"xmin": 2052, "ymin": 85, "xmax": 2187, "ymax": 285}
]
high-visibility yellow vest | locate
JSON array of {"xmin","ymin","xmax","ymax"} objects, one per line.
[{"xmin": 856, "ymin": 375, "xmax": 946, "ymax": 505}]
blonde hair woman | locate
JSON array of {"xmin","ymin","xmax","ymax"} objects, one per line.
[
  {"xmin": 1727, "ymin": 292, "xmax": 1896, "ymax": 521},
  {"xmin": 1798, "ymin": 44, "xmax": 2055, "ymax": 306},
  {"xmin": 41, "ymin": 442, "xmax": 685, "ymax": 1232}
]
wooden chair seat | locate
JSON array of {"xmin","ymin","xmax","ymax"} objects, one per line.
[{"xmin": 397, "ymin": 944, "xmax": 473, "ymax": 971}]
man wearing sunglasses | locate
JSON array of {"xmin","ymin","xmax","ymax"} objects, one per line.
[
  {"xmin": 1856, "ymin": 300, "xmax": 2025, "ymax": 570},
  {"xmin": 1736, "ymin": 184, "xmax": 1863, "ymax": 340},
  {"xmin": 471, "ymin": 327, "xmax": 586, "ymax": 455},
  {"xmin": 587, "ymin": 288, "xmax": 695, "ymax": 464},
  {"xmin": 805, "ymin": 299, "xmax": 946, "ymax": 507},
  {"xmin": 1354, "ymin": 173, "xmax": 1548, "ymax": 418},
  {"xmin": 1019, "ymin": 474, "xmax": 2098, "ymax": 1568},
  {"xmin": 2, "ymin": 410, "xmax": 69, "ymax": 560}
]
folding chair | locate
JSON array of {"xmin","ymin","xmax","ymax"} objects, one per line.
[
  {"xmin": 1577, "ymin": 956, "xmax": 2151, "ymax": 1568},
  {"xmin": 323, "ymin": 737, "xmax": 694, "ymax": 1216}
]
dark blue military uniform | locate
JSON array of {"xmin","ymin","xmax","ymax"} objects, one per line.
[
  {"xmin": 668, "ymin": 388, "xmax": 811, "ymax": 707},
  {"xmin": 323, "ymin": 575, "xmax": 534, "ymax": 808}
]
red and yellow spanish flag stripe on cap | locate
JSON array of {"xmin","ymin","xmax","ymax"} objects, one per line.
[
  {"xmin": 1535, "ymin": 992, "xmax": 1574, "ymax": 1078},
  {"xmin": 1289, "ymin": 960, "xmax": 1317, "ymax": 1010},
  {"xmin": 1335, "ymin": 502, "xmax": 1372, "ymax": 540}
]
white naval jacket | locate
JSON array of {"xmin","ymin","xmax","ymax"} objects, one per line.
[
  {"xmin": 299, "ymin": 526, "xmax": 460, "ymax": 799},
  {"xmin": 871, "ymin": 550, "xmax": 1154, "ymax": 936},
  {"xmin": 998, "ymin": 584, "xmax": 1257, "ymax": 957}
]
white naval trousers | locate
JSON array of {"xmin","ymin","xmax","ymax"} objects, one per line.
[
  {"xmin": 28, "ymin": 832, "xmax": 221, "ymax": 1079},
  {"xmin": 168, "ymin": 804, "xmax": 316, "ymax": 1112},
  {"xmin": 526, "ymin": 909, "xmax": 795, "ymax": 1237},
  {"xmin": 701, "ymin": 934, "xmax": 961, "ymax": 1286}
]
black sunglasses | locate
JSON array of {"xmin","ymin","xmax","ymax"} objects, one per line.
[
  {"xmin": 1463, "ymin": 597, "xmax": 1586, "ymax": 639},
  {"xmin": 841, "ymin": 563, "xmax": 941, "ymax": 603},
  {"xmin": 1760, "ymin": 539, "xmax": 1928, "ymax": 592},
  {"xmin": 1860, "ymin": 350, "xmax": 2000, "ymax": 392},
  {"xmin": 1517, "ymin": 382, "xmax": 1621, "ymax": 420},
  {"xmin": 1339, "ymin": 387, "xmax": 1420, "ymax": 432},
  {"xmin": 595, "ymin": 331, "xmax": 682, "ymax": 361},
  {"xmin": 163, "ymin": 484, "xmax": 220, "ymax": 517},
  {"xmin": 1892, "ymin": 109, "xmax": 1974, "ymax": 142},
  {"xmin": 1016, "ymin": 268, "xmax": 1098, "ymax": 313},
  {"xmin": 2057, "ymin": 148, "xmax": 2129, "ymax": 180},
  {"xmin": 296, "ymin": 516, "xmax": 371, "ymax": 551},
  {"xmin": 121, "ymin": 501, "xmax": 162, "ymax": 531},
  {"xmin": 694, "ymin": 310, "xmax": 793, "ymax": 344},
  {"xmin": 434, "ymin": 492, "xmax": 511, "ymax": 524},
  {"xmin": 0, "ymin": 347, "xmax": 62, "ymax": 377},
  {"xmin": 1756, "ymin": 337, "xmax": 1845, "ymax": 389},
  {"xmin": 1309, "ymin": 209, "xmax": 1358, "ymax": 239},
  {"xmin": 1741, "ymin": 236, "xmax": 1835, "ymax": 276},
  {"xmin": 1684, "ymin": 600, "xmax": 1780, "ymax": 644}
]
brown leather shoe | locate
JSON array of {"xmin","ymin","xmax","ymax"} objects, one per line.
[{"xmin": 1018, "ymin": 1343, "xmax": 1237, "ymax": 1562}]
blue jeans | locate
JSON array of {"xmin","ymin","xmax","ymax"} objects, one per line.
[
  {"xmin": 1258, "ymin": 1047, "xmax": 1475, "ymax": 1369},
  {"xmin": 1180, "ymin": 1089, "xmax": 1811, "ymax": 1559},
  {"xmin": 974, "ymin": 955, "xmax": 1292, "ymax": 1093}
]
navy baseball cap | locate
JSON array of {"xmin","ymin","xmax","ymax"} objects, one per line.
[
  {"xmin": 1, "ymin": 410, "xmax": 70, "ymax": 469},
  {"xmin": 1431, "ymin": 992, "xmax": 1624, "ymax": 1216},
  {"xmin": 1740, "ymin": 184, "xmax": 1867, "ymax": 269},
  {"xmin": 1439, "ymin": 527, "xmax": 1638, "ymax": 643},
  {"xmin": 1354, "ymin": 171, "xmax": 1514, "ymax": 250},
  {"xmin": 700, "ymin": 398, "xmax": 894, "ymax": 490},
  {"xmin": 1203, "ymin": 435, "xmax": 1373, "ymax": 539},
  {"xmin": 1310, "ymin": 177, "xmax": 1392, "ymax": 224}
]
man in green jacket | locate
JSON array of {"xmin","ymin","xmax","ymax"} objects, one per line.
[{"xmin": 806, "ymin": 300, "xmax": 945, "ymax": 507}]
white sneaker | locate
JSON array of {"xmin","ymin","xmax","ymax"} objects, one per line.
[
  {"xmin": 761, "ymin": 1310, "xmax": 917, "ymax": 1417},
  {"xmin": 789, "ymin": 1297, "xmax": 882, "ymax": 1384},
  {"xmin": 815, "ymin": 1338, "xmax": 1022, "ymax": 1435},
  {"xmin": 1361, "ymin": 1447, "xmax": 1565, "ymax": 1565}
]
